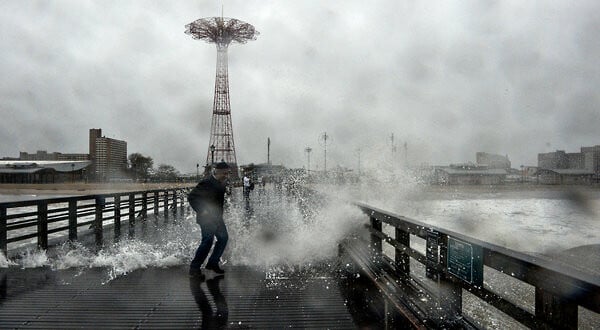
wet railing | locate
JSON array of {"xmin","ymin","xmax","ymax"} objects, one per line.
[
  {"xmin": 0, "ymin": 187, "xmax": 193, "ymax": 255},
  {"xmin": 341, "ymin": 202, "xmax": 600, "ymax": 329}
]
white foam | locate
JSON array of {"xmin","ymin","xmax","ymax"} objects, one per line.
[
  {"xmin": 19, "ymin": 249, "xmax": 50, "ymax": 268},
  {"xmin": 222, "ymin": 185, "xmax": 364, "ymax": 267},
  {"xmin": 0, "ymin": 251, "xmax": 17, "ymax": 268}
]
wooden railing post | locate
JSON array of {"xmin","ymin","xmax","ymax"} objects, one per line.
[
  {"xmin": 68, "ymin": 200, "xmax": 77, "ymax": 241},
  {"xmin": 426, "ymin": 229, "xmax": 440, "ymax": 280},
  {"xmin": 37, "ymin": 201, "xmax": 48, "ymax": 250},
  {"xmin": 535, "ymin": 288, "xmax": 578, "ymax": 329},
  {"xmin": 114, "ymin": 195, "xmax": 121, "ymax": 239},
  {"xmin": 437, "ymin": 234, "xmax": 463, "ymax": 326},
  {"xmin": 153, "ymin": 191, "xmax": 159, "ymax": 219},
  {"xmin": 395, "ymin": 228, "xmax": 410, "ymax": 276},
  {"xmin": 172, "ymin": 190, "xmax": 178, "ymax": 217},
  {"xmin": 370, "ymin": 216, "xmax": 382, "ymax": 254},
  {"xmin": 128, "ymin": 193, "xmax": 135, "ymax": 238},
  {"xmin": 141, "ymin": 192, "xmax": 148, "ymax": 221},
  {"xmin": 0, "ymin": 206, "xmax": 7, "ymax": 255},
  {"xmin": 163, "ymin": 191, "xmax": 169, "ymax": 220},
  {"xmin": 180, "ymin": 190, "xmax": 185, "ymax": 214},
  {"xmin": 94, "ymin": 196, "xmax": 104, "ymax": 247}
]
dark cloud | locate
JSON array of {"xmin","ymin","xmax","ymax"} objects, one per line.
[{"xmin": 1, "ymin": 1, "xmax": 599, "ymax": 173}]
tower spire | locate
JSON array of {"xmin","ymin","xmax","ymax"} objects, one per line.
[{"xmin": 185, "ymin": 16, "xmax": 259, "ymax": 172}]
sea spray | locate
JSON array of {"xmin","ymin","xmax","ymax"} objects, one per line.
[
  {"xmin": 224, "ymin": 185, "xmax": 364, "ymax": 267},
  {"xmin": 0, "ymin": 251, "xmax": 16, "ymax": 267},
  {"xmin": 19, "ymin": 249, "xmax": 50, "ymax": 268},
  {"xmin": 53, "ymin": 241, "xmax": 95, "ymax": 269}
]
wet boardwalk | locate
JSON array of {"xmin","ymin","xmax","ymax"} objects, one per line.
[
  {"xmin": 0, "ymin": 264, "xmax": 360, "ymax": 329},
  {"xmin": 0, "ymin": 187, "xmax": 379, "ymax": 328}
]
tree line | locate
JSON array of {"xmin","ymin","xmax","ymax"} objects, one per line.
[{"xmin": 128, "ymin": 153, "xmax": 182, "ymax": 182}]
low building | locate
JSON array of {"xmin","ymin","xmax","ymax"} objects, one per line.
[
  {"xmin": 0, "ymin": 160, "xmax": 92, "ymax": 183},
  {"xmin": 19, "ymin": 150, "xmax": 89, "ymax": 161},
  {"xmin": 537, "ymin": 169, "xmax": 594, "ymax": 185},
  {"xmin": 434, "ymin": 164, "xmax": 507, "ymax": 185}
]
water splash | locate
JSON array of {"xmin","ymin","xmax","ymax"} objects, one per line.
[
  {"xmin": 19, "ymin": 249, "xmax": 50, "ymax": 268},
  {"xmin": 91, "ymin": 240, "xmax": 182, "ymax": 282},
  {"xmin": 224, "ymin": 186, "xmax": 364, "ymax": 267},
  {"xmin": 3, "ymin": 185, "xmax": 363, "ymax": 281},
  {"xmin": 0, "ymin": 251, "xmax": 17, "ymax": 267}
]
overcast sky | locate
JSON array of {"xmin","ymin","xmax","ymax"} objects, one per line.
[{"xmin": 1, "ymin": 1, "xmax": 598, "ymax": 173}]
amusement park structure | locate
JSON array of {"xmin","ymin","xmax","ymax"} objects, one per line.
[{"xmin": 184, "ymin": 16, "xmax": 259, "ymax": 171}]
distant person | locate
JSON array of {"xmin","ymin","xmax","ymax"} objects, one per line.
[
  {"xmin": 243, "ymin": 173, "xmax": 254, "ymax": 200},
  {"xmin": 188, "ymin": 161, "xmax": 231, "ymax": 279}
]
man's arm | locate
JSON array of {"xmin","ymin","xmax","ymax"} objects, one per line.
[{"xmin": 188, "ymin": 183, "xmax": 207, "ymax": 213}]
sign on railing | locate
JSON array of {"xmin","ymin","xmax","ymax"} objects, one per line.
[{"xmin": 446, "ymin": 236, "xmax": 483, "ymax": 287}]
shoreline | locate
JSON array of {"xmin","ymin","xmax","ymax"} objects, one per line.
[
  {"xmin": 2, "ymin": 182, "xmax": 599, "ymax": 198},
  {"xmin": 417, "ymin": 183, "xmax": 600, "ymax": 192},
  {"xmin": 0, "ymin": 182, "xmax": 196, "ymax": 196}
]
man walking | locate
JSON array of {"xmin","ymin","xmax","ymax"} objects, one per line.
[
  {"xmin": 188, "ymin": 161, "xmax": 230, "ymax": 278},
  {"xmin": 243, "ymin": 173, "xmax": 252, "ymax": 200}
]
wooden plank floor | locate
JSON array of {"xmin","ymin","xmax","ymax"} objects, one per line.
[{"xmin": 0, "ymin": 265, "xmax": 361, "ymax": 329}]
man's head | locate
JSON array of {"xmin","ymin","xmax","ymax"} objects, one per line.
[{"xmin": 213, "ymin": 161, "xmax": 230, "ymax": 182}]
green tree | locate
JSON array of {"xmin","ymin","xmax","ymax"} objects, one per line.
[{"xmin": 128, "ymin": 153, "xmax": 154, "ymax": 182}]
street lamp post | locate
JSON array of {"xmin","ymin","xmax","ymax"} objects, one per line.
[
  {"xmin": 305, "ymin": 147, "xmax": 312, "ymax": 173},
  {"xmin": 210, "ymin": 145, "xmax": 216, "ymax": 166},
  {"xmin": 357, "ymin": 148, "xmax": 361, "ymax": 177},
  {"xmin": 71, "ymin": 163, "xmax": 75, "ymax": 183},
  {"xmin": 520, "ymin": 165, "xmax": 524, "ymax": 184},
  {"xmin": 319, "ymin": 132, "xmax": 329, "ymax": 174},
  {"xmin": 196, "ymin": 163, "xmax": 199, "ymax": 180}
]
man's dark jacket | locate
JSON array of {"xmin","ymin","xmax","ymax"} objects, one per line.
[{"xmin": 188, "ymin": 175, "xmax": 226, "ymax": 223}]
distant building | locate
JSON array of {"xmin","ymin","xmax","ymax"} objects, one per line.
[
  {"xmin": 537, "ymin": 169, "xmax": 594, "ymax": 185},
  {"xmin": 567, "ymin": 152, "xmax": 585, "ymax": 169},
  {"xmin": 581, "ymin": 145, "xmax": 600, "ymax": 173},
  {"xmin": 0, "ymin": 160, "xmax": 91, "ymax": 183},
  {"xmin": 538, "ymin": 149, "xmax": 591, "ymax": 170},
  {"xmin": 538, "ymin": 150, "xmax": 570, "ymax": 169},
  {"xmin": 89, "ymin": 128, "xmax": 128, "ymax": 181},
  {"xmin": 476, "ymin": 152, "xmax": 511, "ymax": 169},
  {"xmin": 89, "ymin": 128, "xmax": 102, "ymax": 178},
  {"xmin": 19, "ymin": 150, "xmax": 89, "ymax": 161},
  {"xmin": 434, "ymin": 163, "xmax": 507, "ymax": 185},
  {"xmin": 538, "ymin": 145, "xmax": 600, "ymax": 184}
]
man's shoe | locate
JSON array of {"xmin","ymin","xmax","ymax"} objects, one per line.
[
  {"xmin": 205, "ymin": 264, "xmax": 225, "ymax": 274},
  {"xmin": 189, "ymin": 268, "xmax": 205, "ymax": 280}
]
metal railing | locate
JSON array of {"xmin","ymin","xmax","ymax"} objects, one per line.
[
  {"xmin": 0, "ymin": 188, "xmax": 192, "ymax": 255},
  {"xmin": 343, "ymin": 202, "xmax": 600, "ymax": 329}
]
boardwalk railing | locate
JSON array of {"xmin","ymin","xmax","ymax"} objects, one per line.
[
  {"xmin": 340, "ymin": 202, "xmax": 600, "ymax": 329},
  {"xmin": 0, "ymin": 187, "xmax": 193, "ymax": 256}
]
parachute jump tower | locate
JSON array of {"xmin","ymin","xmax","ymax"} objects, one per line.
[{"xmin": 185, "ymin": 16, "xmax": 259, "ymax": 171}]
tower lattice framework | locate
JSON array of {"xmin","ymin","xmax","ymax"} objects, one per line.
[{"xmin": 185, "ymin": 17, "xmax": 259, "ymax": 169}]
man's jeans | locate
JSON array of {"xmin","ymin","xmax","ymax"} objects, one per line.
[{"xmin": 190, "ymin": 216, "xmax": 229, "ymax": 269}]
